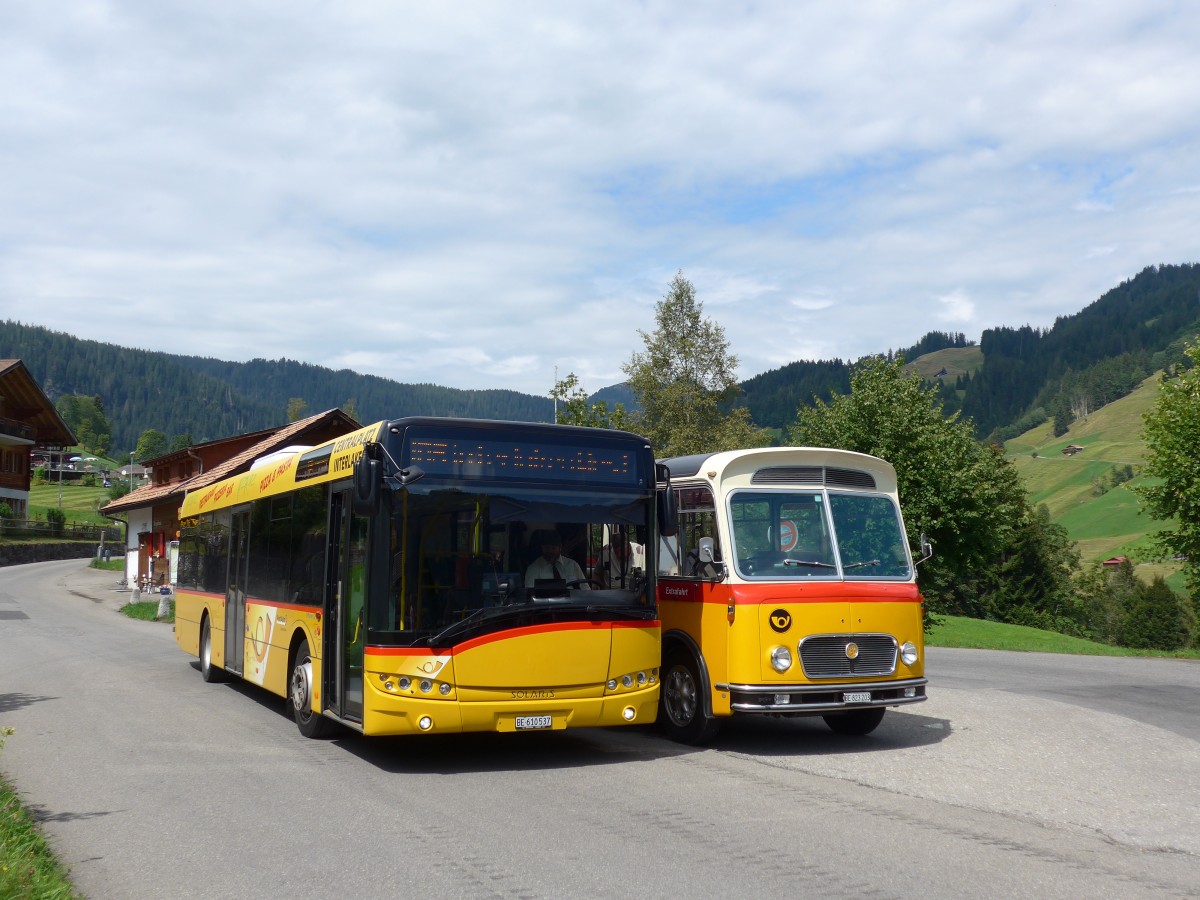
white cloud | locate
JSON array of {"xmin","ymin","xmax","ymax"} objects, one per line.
[
  {"xmin": 937, "ymin": 290, "xmax": 976, "ymax": 324},
  {"xmin": 3, "ymin": 1, "xmax": 1200, "ymax": 396}
]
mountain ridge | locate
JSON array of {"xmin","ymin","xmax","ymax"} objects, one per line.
[{"xmin": 5, "ymin": 262, "xmax": 1200, "ymax": 453}]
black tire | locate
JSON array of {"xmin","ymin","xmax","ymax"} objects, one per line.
[
  {"xmin": 199, "ymin": 615, "xmax": 225, "ymax": 683},
  {"xmin": 290, "ymin": 638, "xmax": 335, "ymax": 739},
  {"xmin": 658, "ymin": 647, "xmax": 719, "ymax": 745},
  {"xmin": 822, "ymin": 707, "xmax": 886, "ymax": 736}
]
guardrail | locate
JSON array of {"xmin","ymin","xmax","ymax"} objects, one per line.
[{"xmin": 0, "ymin": 518, "xmax": 122, "ymax": 542}]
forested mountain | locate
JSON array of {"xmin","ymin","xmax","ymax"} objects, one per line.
[
  {"xmin": 174, "ymin": 356, "xmax": 551, "ymax": 432},
  {"xmin": 739, "ymin": 264, "xmax": 1200, "ymax": 437},
  {"xmin": 6, "ymin": 264, "xmax": 1200, "ymax": 454},
  {"xmin": 0, "ymin": 321, "xmax": 279, "ymax": 452},
  {"xmin": 0, "ymin": 321, "xmax": 552, "ymax": 453},
  {"xmin": 960, "ymin": 264, "xmax": 1200, "ymax": 436},
  {"xmin": 738, "ymin": 331, "xmax": 971, "ymax": 428}
]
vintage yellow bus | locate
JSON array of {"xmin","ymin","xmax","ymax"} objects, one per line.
[
  {"xmin": 175, "ymin": 418, "xmax": 665, "ymax": 738},
  {"xmin": 655, "ymin": 447, "xmax": 927, "ymax": 743}
]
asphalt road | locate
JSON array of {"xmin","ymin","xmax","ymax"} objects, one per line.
[{"xmin": 1, "ymin": 560, "xmax": 1198, "ymax": 899}]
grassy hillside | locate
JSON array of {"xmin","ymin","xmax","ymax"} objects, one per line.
[
  {"xmin": 26, "ymin": 484, "xmax": 115, "ymax": 526},
  {"xmin": 905, "ymin": 345, "xmax": 984, "ymax": 380},
  {"xmin": 1004, "ymin": 372, "xmax": 1182, "ymax": 588}
]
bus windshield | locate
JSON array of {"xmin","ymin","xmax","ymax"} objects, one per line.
[
  {"xmin": 729, "ymin": 490, "xmax": 911, "ymax": 580},
  {"xmin": 375, "ymin": 481, "xmax": 654, "ymax": 641}
]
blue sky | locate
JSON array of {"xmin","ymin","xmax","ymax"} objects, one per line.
[{"xmin": 3, "ymin": 1, "xmax": 1199, "ymax": 397}]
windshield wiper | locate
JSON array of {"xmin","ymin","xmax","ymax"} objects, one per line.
[
  {"xmin": 843, "ymin": 559, "xmax": 881, "ymax": 570},
  {"xmin": 783, "ymin": 558, "xmax": 837, "ymax": 569},
  {"xmin": 426, "ymin": 607, "xmax": 502, "ymax": 647}
]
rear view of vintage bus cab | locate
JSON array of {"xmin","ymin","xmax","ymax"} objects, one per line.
[{"xmin": 656, "ymin": 447, "xmax": 927, "ymax": 744}]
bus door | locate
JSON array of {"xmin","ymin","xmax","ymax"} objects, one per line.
[
  {"xmin": 325, "ymin": 490, "xmax": 368, "ymax": 723},
  {"xmin": 224, "ymin": 507, "xmax": 250, "ymax": 676}
]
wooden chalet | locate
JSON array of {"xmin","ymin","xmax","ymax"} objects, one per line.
[
  {"xmin": 0, "ymin": 359, "xmax": 77, "ymax": 518},
  {"xmin": 100, "ymin": 408, "xmax": 359, "ymax": 590}
]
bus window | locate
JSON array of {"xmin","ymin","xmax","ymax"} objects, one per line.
[
  {"xmin": 828, "ymin": 492, "xmax": 911, "ymax": 579},
  {"xmin": 731, "ymin": 492, "xmax": 835, "ymax": 578},
  {"xmin": 670, "ymin": 486, "xmax": 723, "ymax": 580}
]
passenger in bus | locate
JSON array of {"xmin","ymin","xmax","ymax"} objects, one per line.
[
  {"xmin": 599, "ymin": 527, "xmax": 645, "ymax": 588},
  {"xmin": 524, "ymin": 529, "xmax": 589, "ymax": 588}
]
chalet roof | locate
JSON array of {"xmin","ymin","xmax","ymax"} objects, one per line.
[
  {"xmin": 0, "ymin": 359, "xmax": 77, "ymax": 446},
  {"xmin": 100, "ymin": 408, "xmax": 359, "ymax": 517},
  {"xmin": 144, "ymin": 423, "xmax": 281, "ymax": 468}
]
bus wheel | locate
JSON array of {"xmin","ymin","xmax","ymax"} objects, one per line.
[
  {"xmin": 290, "ymin": 638, "xmax": 335, "ymax": 739},
  {"xmin": 199, "ymin": 616, "xmax": 224, "ymax": 683},
  {"xmin": 822, "ymin": 708, "xmax": 885, "ymax": 736},
  {"xmin": 658, "ymin": 648, "xmax": 718, "ymax": 745}
]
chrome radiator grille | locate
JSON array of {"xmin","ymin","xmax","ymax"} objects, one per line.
[{"xmin": 799, "ymin": 634, "xmax": 897, "ymax": 678}]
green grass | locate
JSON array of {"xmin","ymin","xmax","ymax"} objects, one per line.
[
  {"xmin": 1003, "ymin": 372, "xmax": 1180, "ymax": 567},
  {"xmin": 904, "ymin": 345, "xmax": 984, "ymax": 380},
  {"xmin": 27, "ymin": 483, "xmax": 116, "ymax": 527},
  {"xmin": 122, "ymin": 599, "xmax": 174, "ymax": 623},
  {"xmin": 928, "ymin": 614, "xmax": 1200, "ymax": 658},
  {"xmin": 0, "ymin": 769, "xmax": 79, "ymax": 899}
]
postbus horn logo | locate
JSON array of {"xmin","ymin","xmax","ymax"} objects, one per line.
[{"xmin": 769, "ymin": 609, "xmax": 791, "ymax": 633}]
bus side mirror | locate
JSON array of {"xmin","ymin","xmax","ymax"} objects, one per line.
[
  {"xmin": 352, "ymin": 453, "xmax": 382, "ymax": 516},
  {"xmin": 656, "ymin": 464, "xmax": 677, "ymax": 536},
  {"xmin": 915, "ymin": 532, "xmax": 933, "ymax": 566},
  {"xmin": 697, "ymin": 537, "xmax": 726, "ymax": 581}
]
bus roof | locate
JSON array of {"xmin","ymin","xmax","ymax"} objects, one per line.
[
  {"xmin": 179, "ymin": 417, "xmax": 657, "ymax": 519},
  {"xmin": 659, "ymin": 446, "xmax": 898, "ymax": 493},
  {"xmin": 179, "ymin": 421, "xmax": 386, "ymax": 518}
]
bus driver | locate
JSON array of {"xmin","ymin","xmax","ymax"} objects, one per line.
[{"xmin": 525, "ymin": 529, "xmax": 589, "ymax": 588}]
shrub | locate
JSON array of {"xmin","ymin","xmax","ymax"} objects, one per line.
[{"xmin": 1121, "ymin": 576, "xmax": 1190, "ymax": 650}]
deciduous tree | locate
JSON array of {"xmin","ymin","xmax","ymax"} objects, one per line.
[
  {"xmin": 550, "ymin": 373, "xmax": 629, "ymax": 430},
  {"xmin": 1138, "ymin": 338, "xmax": 1200, "ymax": 627},
  {"xmin": 134, "ymin": 429, "xmax": 167, "ymax": 463},
  {"xmin": 622, "ymin": 272, "xmax": 768, "ymax": 457},
  {"xmin": 789, "ymin": 355, "xmax": 1074, "ymax": 618}
]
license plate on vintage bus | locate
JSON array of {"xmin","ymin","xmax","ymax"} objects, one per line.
[
  {"xmin": 843, "ymin": 691, "xmax": 871, "ymax": 704},
  {"xmin": 515, "ymin": 715, "xmax": 553, "ymax": 730}
]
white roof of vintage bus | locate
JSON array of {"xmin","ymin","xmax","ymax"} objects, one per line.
[{"xmin": 664, "ymin": 446, "xmax": 898, "ymax": 492}]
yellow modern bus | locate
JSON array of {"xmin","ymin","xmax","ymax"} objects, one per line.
[
  {"xmin": 655, "ymin": 447, "xmax": 928, "ymax": 743},
  {"xmin": 175, "ymin": 417, "xmax": 666, "ymax": 738}
]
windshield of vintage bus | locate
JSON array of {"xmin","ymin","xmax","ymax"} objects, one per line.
[
  {"xmin": 729, "ymin": 490, "xmax": 911, "ymax": 580},
  {"xmin": 377, "ymin": 482, "xmax": 654, "ymax": 639}
]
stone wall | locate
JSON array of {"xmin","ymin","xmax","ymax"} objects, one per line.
[{"xmin": 0, "ymin": 541, "xmax": 100, "ymax": 567}]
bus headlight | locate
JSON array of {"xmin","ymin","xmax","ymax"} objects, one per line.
[
  {"xmin": 770, "ymin": 646, "xmax": 793, "ymax": 672},
  {"xmin": 900, "ymin": 642, "xmax": 919, "ymax": 666}
]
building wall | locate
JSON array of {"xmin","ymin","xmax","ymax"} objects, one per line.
[{"xmin": 126, "ymin": 508, "xmax": 153, "ymax": 586}]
